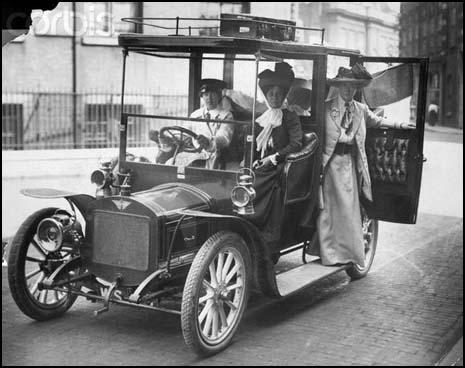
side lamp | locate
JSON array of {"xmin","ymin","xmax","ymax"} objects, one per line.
[
  {"xmin": 91, "ymin": 161, "xmax": 113, "ymax": 199},
  {"xmin": 231, "ymin": 168, "xmax": 256, "ymax": 215}
]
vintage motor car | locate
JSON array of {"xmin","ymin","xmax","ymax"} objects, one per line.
[{"xmin": 7, "ymin": 15, "xmax": 429, "ymax": 356}]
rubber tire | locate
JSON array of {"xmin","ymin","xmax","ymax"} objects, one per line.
[
  {"xmin": 181, "ymin": 231, "xmax": 251, "ymax": 357},
  {"xmin": 8, "ymin": 207, "xmax": 78, "ymax": 321},
  {"xmin": 346, "ymin": 219, "xmax": 378, "ymax": 280}
]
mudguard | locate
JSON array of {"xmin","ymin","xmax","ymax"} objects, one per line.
[
  {"xmin": 20, "ymin": 188, "xmax": 96, "ymax": 217},
  {"xmin": 176, "ymin": 209, "xmax": 280, "ymax": 298}
]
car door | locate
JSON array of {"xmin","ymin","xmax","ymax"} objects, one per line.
[{"xmin": 353, "ymin": 56, "xmax": 429, "ymax": 224}]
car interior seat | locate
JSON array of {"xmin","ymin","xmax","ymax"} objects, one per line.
[{"xmin": 281, "ymin": 131, "xmax": 319, "ymax": 205}]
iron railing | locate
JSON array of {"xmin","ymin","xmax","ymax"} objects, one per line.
[{"xmin": 2, "ymin": 90, "xmax": 188, "ymax": 150}]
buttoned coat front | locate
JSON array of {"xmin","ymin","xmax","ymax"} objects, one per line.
[{"xmin": 319, "ymin": 96, "xmax": 394, "ymax": 209}]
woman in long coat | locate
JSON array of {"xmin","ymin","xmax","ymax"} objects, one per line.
[
  {"xmin": 248, "ymin": 62, "xmax": 303, "ymax": 249},
  {"xmin": 309, "ymin": 64, "xmax": 415, "ymax": 266}
]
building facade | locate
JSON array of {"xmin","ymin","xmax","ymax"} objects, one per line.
[
  {"xmin": 250, "ymin": 2, "xmax": 400, "ymax": 77},
  {"xmin": 399, "ymin": 2, "xmax": 463, "ymax": 129},
  {"xmin": 1, "ymin": 2, "xmax": 249, "ymax": 149},
  {"xmin": 2, "ymin": 2, "xmax": 406, "ymax": 150}
]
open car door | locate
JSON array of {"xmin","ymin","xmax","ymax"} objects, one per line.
[{"xmin": 356, "ymin": 56, "xmax": 429, "ymax": 224}]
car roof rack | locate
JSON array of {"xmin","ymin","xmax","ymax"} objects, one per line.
[
  {"xmin": 119, "ymin": 16, "xmax": 362, "ymax": 58},
  {"xmin": 121, "ymin": 15, "xmax": 326, "ymax": 45}
]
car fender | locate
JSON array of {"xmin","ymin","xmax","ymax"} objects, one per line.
[
  {"xmin": 176, "ymin": 209, "xmax": 280, "ymax": 297},
  {"xmin": 20, "ymin": 188, "xmax": 96, "ymax": 217}
]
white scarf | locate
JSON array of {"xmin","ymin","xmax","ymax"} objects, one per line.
[{"xmin": 255, "ymin": 95, "xmax": 285, "ymax": 159}]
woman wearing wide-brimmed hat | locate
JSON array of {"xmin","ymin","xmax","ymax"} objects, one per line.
[
  {"xmin": 248, "ymin": 62, "xmax": 303, "ymax": 249},
  {"xmin": 306, "ymin": 63, "xmax": 415, "ymax": 267}
]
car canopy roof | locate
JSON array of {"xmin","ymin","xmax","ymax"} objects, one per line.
[{"xmin": 118, "ymin": 33, "xmax": 361, "ymax": 60}]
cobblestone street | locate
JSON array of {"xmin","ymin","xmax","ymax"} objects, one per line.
[{"xmin": 2, "ymin": 213, "xmax": 462, "ymax": 365}]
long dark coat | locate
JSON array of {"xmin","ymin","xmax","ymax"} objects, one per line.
[{"xmin": 248, "ymin": 109, "xmax": 302, "ymax": 248}]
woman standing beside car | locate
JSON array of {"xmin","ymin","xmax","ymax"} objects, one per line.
[{"xmin": 306, "ymin": 63, "xmax": 415, "ymax": 267}]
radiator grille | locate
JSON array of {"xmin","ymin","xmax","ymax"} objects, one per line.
[{"xmin": 92, "ymin": 211, "xmax": 150, "ymax": 271}]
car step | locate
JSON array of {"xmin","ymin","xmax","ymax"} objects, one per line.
[{"xmin": 275, "ymin": 260, "xmax": 350, "ymax": 297}]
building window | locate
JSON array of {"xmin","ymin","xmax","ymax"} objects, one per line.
[
  {"xmin": 2, "ymin": 104, "xmax": 23, "ymax": 150},
  {"xmin": 84, "ymin": 2, "xmax": 138, "ymax": 36},
  {"xmin": 431, "ymin": 72, "xmax": 440, "ymax": 89},
  {"xmin": 83, "ymin": 103, "xmax": 142, "ymax": 147},
  {"xmin": 445, "ymin": 74, "xmax": 454, "ymax": 117},
  {"xmin": 450, "ymin": 6, "xmax": 457, "ymax": 27},
  {"xmin": 422, "ymin": 22, "xmax": 428, "ymax": 38},
  {"xmin": 220, "ymin": 2, "xmax": 249, "ymax": 14},
  {"xmin": 401, "ymin": 32, "xmax": 407, "ymax": 48}
]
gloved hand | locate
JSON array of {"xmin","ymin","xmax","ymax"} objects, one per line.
[
  {"xmin": 149, "ymin": 129, "xmax": 159, "ymax": 143},
  {"xmin": 400, "ymin": 122, "xmax": 416, "ymax": 130},
  {"xmin": 196, "ymin": 134, "xmax": 212, "ymax": 150},
  {"xmin": 253, "ymin": 154, "xmax": 277, "ymax": 170}
]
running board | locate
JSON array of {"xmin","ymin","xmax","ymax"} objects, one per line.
[{"xmin": 276, "ymin": 260, "xmax": 350, "ymax": 297}]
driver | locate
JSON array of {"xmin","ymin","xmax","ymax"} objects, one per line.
[{"xmin": 171, "ymin": 79, "xmax": 234, "ymax": 169}]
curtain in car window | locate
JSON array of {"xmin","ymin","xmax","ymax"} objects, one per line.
[{"xmin": 362, "ymin": 63, "xmax": 413, "ymax": 108}]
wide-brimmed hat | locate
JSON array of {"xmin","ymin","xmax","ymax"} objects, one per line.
[
  {"xmin": 199, "ymin": 79, "xmax": 227, "ymax": 94},
  {"xmin": 258, "ymin": 62, "xmax": 295, "ymax": 96},
  {"xmin": 290, "ymin": 77, "xmax": 312, "ymax": 90},
  {"xmin": 327, "ymin": 63, "xmax": 373, "ymax": 87},
  {"xmin": 287, "ymin": 78, "xmax": 312, "ymax": 109}
]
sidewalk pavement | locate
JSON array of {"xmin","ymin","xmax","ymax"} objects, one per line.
[
  {"xmin": 425, "ymin": 124, "xmax": 463, "ymax": 135},
  {"xmin": 436, "ymin": 337, "xmax": 463, "ymax": 366}
]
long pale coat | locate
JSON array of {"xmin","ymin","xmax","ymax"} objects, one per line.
[
  {"xmin": 319, "ymin": 96, "xmax": 395, "ymax": 209},
  {"xmin": 312, "ymin": 95, "xmax": 397, "ymax": 266}
]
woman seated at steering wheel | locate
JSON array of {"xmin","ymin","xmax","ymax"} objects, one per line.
[
  {"xmin": 151, "ymin": 79, "xmax": 234, "ymax": 169},
  {"xmin": 248, "ymin": 62, "xmax": 303, "ymax": 249}
]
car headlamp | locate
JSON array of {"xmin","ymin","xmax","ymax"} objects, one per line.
[
  {"xmin": 90, "ymin": 169, "xmax": 107, "ymax": 188},
  {"xmin": 231, "ymin": 186, "xmax": 251, "ymax": 207},
  {"xmin": 91, "ymin": 161, "xmax": 113, "ymax": 198},
  {"xmin": 37, "ymin": 218, "xmax": 64, "ymax": 252},
  {"xmin": 231, "ymin": 170, "xmax": 256, "ymax": 215}
]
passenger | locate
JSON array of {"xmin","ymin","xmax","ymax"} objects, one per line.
[
  {"xmin": 305, "ymin": 63, "xmax": 415, "ymax": 267},
  {"xmin": 248, "ymin": 62, "xmax": 303, "ymax": 249},
  {"xmin": 174, "ymin": 78, "xmax": 234, "ymax": 169}
]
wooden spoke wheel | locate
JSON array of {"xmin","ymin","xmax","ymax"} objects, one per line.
[
  {"xmin": 8, "ymin": 208, "xmax": 79, "ymax": 321},
  {"xmin": 181, "ymin": 231, "xmax": 251, "ymax": 356}
]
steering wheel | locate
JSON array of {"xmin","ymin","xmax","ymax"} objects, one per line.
[{"xmin": 159, "ymin": 126, "xmax": 201, "ymax": 154}]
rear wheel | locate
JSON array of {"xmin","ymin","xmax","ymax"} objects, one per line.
[
  {"xmin": 8, "ymin": 207, "xmax": 79, "ymax": 321},
  {"xmin": 181, "ymin": 231, "xmax": 251, "ymax": 356},
  {"xmin": 346, "ymin": 209, "xmax": 378, "ymax": 280}
]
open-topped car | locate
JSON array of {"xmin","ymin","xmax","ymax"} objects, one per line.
[{"xmin": 7, "ymin": 15, "xmax": 428, "ymax": 356}]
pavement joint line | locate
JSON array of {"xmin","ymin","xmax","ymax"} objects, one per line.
[{"xmin": 371, "ymin": 221, "xmax": 462, "ymax": 273}]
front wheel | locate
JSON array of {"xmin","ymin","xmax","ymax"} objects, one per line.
[
  {"xmin": 346, "ymin": 211, "xmax": 378, "ymax": 280},
  {"xmin": 181, "ymin": 231, "xmax": 251, "ymax": 356},
  {"xmin": 8, "ymin": 207, "xmax": 79, "ymax": 321}
]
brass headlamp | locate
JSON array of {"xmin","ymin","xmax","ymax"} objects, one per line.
[
  {"xmin": 91, "ymin": 160, "xmax": 113, "ymax": 199},
  {"xmin": 37, "ymin": 210, "xmax": 74, "ymax": 252},
  {"xmin": 231, "ymin": 168, "xmax": 256, "ymax": 215}
]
